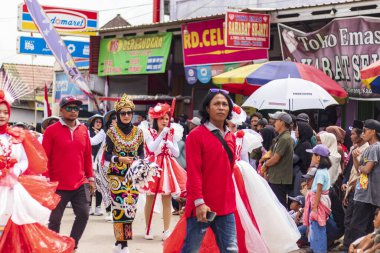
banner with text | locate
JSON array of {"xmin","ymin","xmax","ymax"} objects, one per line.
[
  {"xmin": 225, "ymin": 12, "xmax": 270, "ymax": 49},
  {"xmin": 18, "ymin": 3, "xmax": 98, "ymax": 36},
  {"xmin": 279, "ymin": 17, "xmax": 380, "ymax": 99},
  {"xmin": 182, "ymin": 18, "xmax": 268, "ymax": 66},
  {"xmin": 98, "ymin": 33, "xmax": 172, "ymax": 76}
]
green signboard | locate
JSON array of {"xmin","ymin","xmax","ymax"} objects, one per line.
[{"xmin": 98, "ymin": 32, "xmax": 172, "ymax": 76}]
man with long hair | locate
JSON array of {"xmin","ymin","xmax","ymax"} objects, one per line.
[{"xmin": 182, "ymin": 89, "xmax": 238, "ymax": 253}]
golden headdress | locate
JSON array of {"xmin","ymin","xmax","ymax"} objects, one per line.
[{"xmin": 114, "ymin": 93, "xmax": 135, "ymax": 111}]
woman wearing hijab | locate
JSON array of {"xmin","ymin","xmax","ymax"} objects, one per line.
[
  {"xmin": 0, "ymin": 90, "xmax": 74, "ymax": 252},
  {"xmin": 318, "ymin": 132, "xmax": 342, "ymax": 185},
  {"xmin": 292, "ymin": 122, "xmax": 313, "ymax": 196},
  {"xmin": 104, "ymin": 94, "xmax": 145, "ymax": 253}
]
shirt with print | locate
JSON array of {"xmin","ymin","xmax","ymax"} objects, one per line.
[
  {"xmin": 354, "ymin": 141, "xmax": 380, "ymax": 206},
  {"xmin": 311, "ymin": 168, "xmax": 331, "ymax": 192}
]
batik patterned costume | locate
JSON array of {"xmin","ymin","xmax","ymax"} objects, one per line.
[{"xmin": 104, "ymin": 94, "xmax": 145, "ymax": 243}]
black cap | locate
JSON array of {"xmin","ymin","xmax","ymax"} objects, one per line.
[
  {"xmin": 59, "ymin": 96, "xmax": 83, "ymax": 108},
  {"xmin": 352, "ymin": 120, "xmax": 364, "ymax": 130},
  {"xmin": 296, "ymin": 113, "xmax": 310, "ymax": 123},
  {"xmin": 364, "ymin": 119, "xmax": 380, "ymax": 133},
  {"xmin": 257, "ymin": 118, "xmax": 268, "ymax": 126}
]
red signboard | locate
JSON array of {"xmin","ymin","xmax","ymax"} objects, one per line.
[
  {"xmin": 182, "ymin": 18, "xmax": 268, "ymax": 66},
  {"xmin": 225, "ymin": 12, "xmax": 270, "ymax": 49}
]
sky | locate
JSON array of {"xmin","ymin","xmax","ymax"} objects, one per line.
[{"xmin": 0, "ymin": 0, "xmax": 154, "ymax": 66}]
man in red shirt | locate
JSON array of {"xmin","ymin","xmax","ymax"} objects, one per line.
[
  {"xmin": 42, "ymin": 96, "xmax": 94, "ymax": 250},
  {"xmin": 182, "ymin": 89, "xmax": 238, "ymax": 253}
]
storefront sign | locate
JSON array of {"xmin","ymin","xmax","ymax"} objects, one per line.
[
  {"xmin": 225, "ymin": 12, "xmax": 270, "ymax": 49},
  {"xmin": 182, "ymin": 18, "xmax": 268, "ymax": 66},
  {"xmin": 279, "ymin": 17, "xmax": 380, "ymax": 99},
  {"xmin": 184, "ymin": 62, "xmax": 250, "ymax": 85},
  {"xmin": 17, "ymin": 36, "xmax": 89, "ymax": 59},
  {"xmin": 98, "ymin": 33, "xmax": 172, "ymax": 76},
  {"xmin": 18, "ymin": 3, "xmax": 98, "ymax": 36}
]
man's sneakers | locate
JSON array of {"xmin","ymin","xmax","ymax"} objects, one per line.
[
  {"xmin": 89, "ymin": 208, "xmax": 94, "ymax": 215},
  {"xmin": 162, "ymin": 230, "xmax": 171, "ymax": 241},
  {"xmin": 144, "ymin": 229, "xmax": 154, "ymax": 240},
  {"xmin": 94, "ymin": 206, "xmax": 103, "ymax": 216}
]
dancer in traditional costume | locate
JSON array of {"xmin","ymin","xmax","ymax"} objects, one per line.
[
  {"xmin": 0, "ymin": 90, "xmax": 74, "ymax": 253},
  {"xmin": 140, "ymin": 103, "xmax": 186, "ymax": 241},
  {"xmin": 164, "ymin": 104, "xmax": 300, "ymax": 253},
  {"xmin": 104, "ymin": 94, "xmax": 144, "ymax": 253}
]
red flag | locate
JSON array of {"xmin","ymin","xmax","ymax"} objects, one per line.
[{"xmin": 44, "ymin": 83, "xmax": 52, "ymax": 118}]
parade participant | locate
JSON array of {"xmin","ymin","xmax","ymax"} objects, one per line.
[
  {"xmin": 43, "ymin": 96, "xmax": 95, "ymax": 250},
  {"xmin": 262, "ymin": 111, "xmax": 294, "ymax": 208},
  {"xmin": 344, "ymin": 119, "xmax": 380, "ymax": 248},
  {"xmin": 104, "ymin": 94, "xmax": 144, "ymax": 253},
  {"xmin": 230, "ymin": 105, "xmax": 300, "ymax": 253},
  {"xmin": 141, "ymin": 102, "xmax": 186, "ymax": 241},
  {"xmin": 304, "ymin": 144, "xmax": 332, "ymax": 253},
  {"xmin": 181, "ymin": 89, "xmax": 238, "ymax": 252},
  {"xmin": 95, "ymin": 110, "xmax": 116, "ymax": 222},
  {"xmin": 0, "ymin": 90, "xmax": 74, "ymax": 252},
  {"xmin": 88, "ymin": 114, "xmax": 105, "ymax": 216}
]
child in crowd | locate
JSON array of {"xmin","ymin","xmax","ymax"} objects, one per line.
[
  {"xmin": 303, "ymin": 144, "xmax": 332, "ymax": 253},
  {"xmin": 288, "ymin": 195, "xmax": 305, "ymax": 226},
  {"xmin": 349, "ymin": 208, "xmax": 380, "ymax": 253}
]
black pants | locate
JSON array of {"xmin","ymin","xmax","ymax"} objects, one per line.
[
  {"xmin": 269, "ymin": 183, "xmax": 289, "ymax": 208},
  {"xmin": 343, "ymin": 200, "xmax": 377, "ymax": 247},
  {"xmin": 48, "ymin": 184, "xmax": 91, "ymax": 248},
  {"xmin": 342, "ymin": 191, "xmax": 355, "ymax": 249}
]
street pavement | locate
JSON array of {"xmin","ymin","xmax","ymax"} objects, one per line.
[{"xmin": 61, "ymin": 206, "xmax": 180, "ymax": 253}]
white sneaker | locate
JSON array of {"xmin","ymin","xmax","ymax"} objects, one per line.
[
  {"xmin": 144, "ymin": 229, "xmax": 154, "ymax": 240},
  {"xmin": 112, "ymin": 244, "xmax": 122, "ymax": 253},
  {"xmin": 105, "ymin": 212, "xmax": 113, "ymax": 222},
  {"xmin": 89, "ymin": 208, "xmax": 94, "ymax": 215},
  {"xmin": 94, "ymin": 206, "xmax": 104, "ymax": 216},
  {"xmin": 162, "ymin": 230, "xmax": 171, "ymax": 241}
]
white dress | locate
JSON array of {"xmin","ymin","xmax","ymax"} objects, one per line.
[
  {"xmin": 0, "ymin": 133, "xmax": 51, "ymax": 228},
  {"xmin": 235, "ymin": 130, "xmax": 301, "ymax": 253}
]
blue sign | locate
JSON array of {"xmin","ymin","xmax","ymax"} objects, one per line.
[
  {"xmin": 185, "ymin": 66, "xmax": 197, "ymax": 85},
  {"xmin": 197, "ymin": 65, "xmax": 211, "ymax": 84},
  {"xmin": 18, "ymin": 36, "xmax": 89, "ymax": 59}
]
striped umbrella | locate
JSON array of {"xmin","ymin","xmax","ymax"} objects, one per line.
[
  {"xmin": 212, "ymin": 61, "xmax": 348, "ymax": 103},
  {"xmin": 360, "ymin": 60, "xmax": 380, "ymax": 94}
]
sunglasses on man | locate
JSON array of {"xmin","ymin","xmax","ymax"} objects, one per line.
[{"xmin": 65, "ymin": 106, "xmax": 79, "ymax": 112}]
